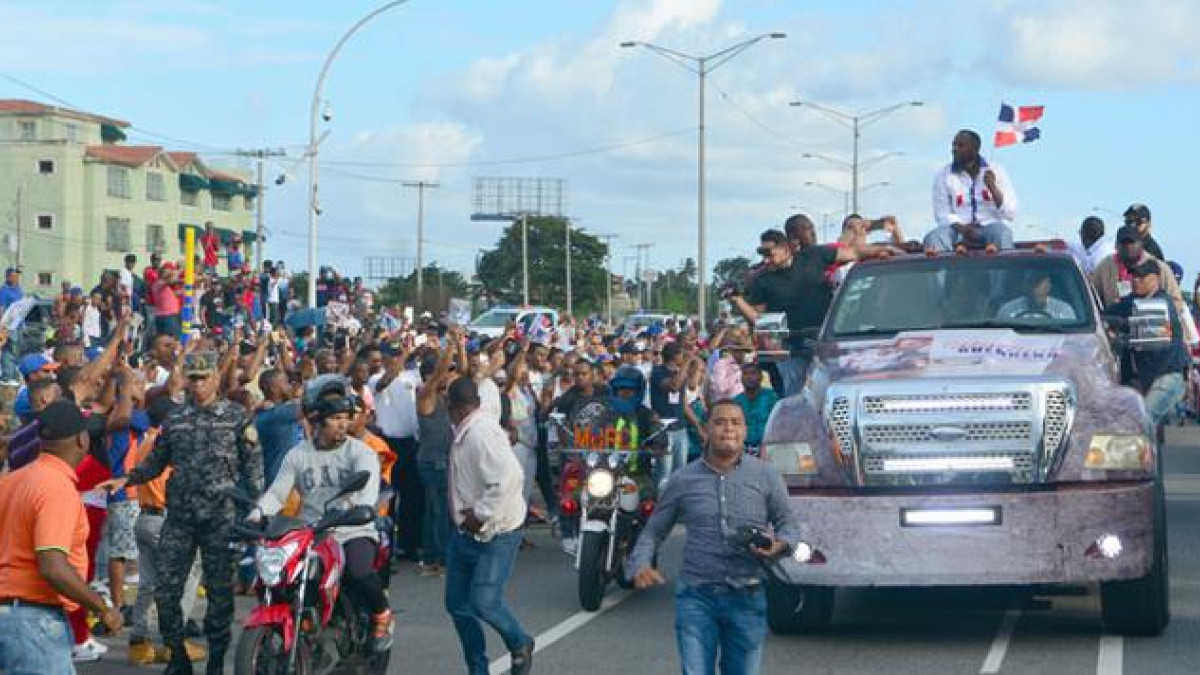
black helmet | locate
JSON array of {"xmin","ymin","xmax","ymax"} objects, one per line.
[{"xmin": 303, "ymin": 374, "xmax": 353, "ymax": 423}]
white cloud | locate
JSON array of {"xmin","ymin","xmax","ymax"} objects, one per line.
[{"xmin": 987, "ymin": 0, "xmax": 1200, "ymax": 89}]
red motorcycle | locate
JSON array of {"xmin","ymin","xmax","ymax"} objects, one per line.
[{"xmin": 230, "ymin": 471, "xmax": 392, "ymax": 675}]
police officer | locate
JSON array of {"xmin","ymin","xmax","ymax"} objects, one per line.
[{"xmin": 101, "ymin": 352, "xmax": 263, "ymax": 674}]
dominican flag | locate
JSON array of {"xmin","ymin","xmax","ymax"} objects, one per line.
[{"xmin": 994, "ymin": 103, "xmax": 1044, "ymax": 147}]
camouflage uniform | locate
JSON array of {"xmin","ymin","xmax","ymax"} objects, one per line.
[{"xmin": 126, "ymin": 396, "xmax": 262, "ymax": 671}]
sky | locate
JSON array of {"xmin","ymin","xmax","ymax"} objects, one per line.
[{"xmin": 3, "ymin": 0, "xmax": 1200, "ymax": 287}]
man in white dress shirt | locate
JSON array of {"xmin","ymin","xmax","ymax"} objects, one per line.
[
  {"xmin": 1067, "ymin": 216, "xmax": 1113, "ymax": 275},
  {"xmin": 370, "ymin": 341, "xmax": 424, "ymax": 561},
  {"xmin": 926, "ymin": 129, "xmax": 1018, "ymax": 252}
]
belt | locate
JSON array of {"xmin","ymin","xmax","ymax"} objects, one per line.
[
  {"xmin": 0, "ymin": 598, "xmax": 63, "ymax": 611},
  {"xmin": 691, "ymin": 580, "xmax": 763, "ymax": 594},
  {"xmin": 141, "ymin": 506, "xmax": 165, "ymax": 516}
]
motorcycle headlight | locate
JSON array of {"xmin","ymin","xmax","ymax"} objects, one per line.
[
  {"xmin": 586, "ymin": 469, "xmax": 616, "ymax": 499},
  {"xmin": 1085, "ymin": 434, "xmax": 1151, "ymax": 470},
  {"xmin": 255, "ymin": 542, "xmax": 300, "ymax": 586}
]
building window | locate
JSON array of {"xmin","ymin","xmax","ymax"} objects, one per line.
[
  {"xmin": 212, "ymin": 193, "xmax": 232, "ymax": 211},
  {"xmin": 181, "ymin": 190, "xmax": 199, "ymax": 207},
  {"xmin": 37, "ymin": 272, "xmax": 53, "ymax": 287},
  {"xmin": 36, "ymin": 214, "xmax": 53, "ymax": 230},
  {"xmin": 63, "ymin": 123, "xmax": 78, "ymax": 142},
  {"xmin": 146, "ymin": 224, "xmax": 166, "ymax": 254},
  {"xmin": 105, "ymin": 217, "xmax": 131, "ymax": 252},
  {"xmin": 107, "ymin": 166, "xmax": 130, "ymax": 199},
  {"xmin": 37, "ymin": 159, "xmax": 55, "ymax": 175},
  {"xmin": 18, "ymin": 120, "xmax": 35, "ymax": 140},
  {"xmin": 245, "ymin": 194, "xmax": 256, "ymax": 212},
  {"xmin": 146, "ymin": 172, "xmax": 166, "ymax": 201}
]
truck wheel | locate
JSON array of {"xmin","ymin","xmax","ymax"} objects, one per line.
[
  {"xmin": 766, "ymin": 576, "xmax": 834, "ymax": 635},
  {"xmin": 578, "ymin": 531, "xmax": 609, "ymax": 612},
  {"xmin": 1101, "ymin": 481, "xmax": 1170, "ymax": 636}
]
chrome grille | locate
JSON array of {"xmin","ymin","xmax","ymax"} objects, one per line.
[
  {"xmin": 1044, "ymin": 390, "xmax": 1070, "ymax": 451},
  {"xmin": 862, "ymin": 422, "xmax": 1033, "ymax": 445},
  {"xmin": 829, "ymin": 396, "xmax": 853, "ymax": 454},
  {"xmin": 862, "ymin": 392, "xmax": 1033, "ymax": 415}
]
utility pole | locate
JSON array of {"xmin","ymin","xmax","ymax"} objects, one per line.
[
  {"xmin": 633, "ymin": 243, "xmax": 654, "ymax": 309},
  {"xmin": 565, "ymin": 219, "xmax": 573, "ymax": 316},
  {"xmin": 14, "ymin": 186, "xmax": 21, "ymax": 270},
  {"xmin": 597, "ymin": 234, "xmax": 618, "ymax": 328},
  {"xmin": 234, "ymin": 148, "xmax": 285, "ymax": 272},
  {"xmin": 401, "ymin": 181, "xmax": 440, "ymax": 311},
  {"xmin": 521, "ymin": 214, "xmax": 530, "ymax": 306}
]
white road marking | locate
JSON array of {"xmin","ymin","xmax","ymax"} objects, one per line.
[
  {"xmin": 488, "ymin": 590, "xmax": 634, "ymax": 674},
  {"xmin": 980, "ymin": 607, "xmax": 1021, "ymax": 673},
  {"xmin": 1165, "ymin": 476, "xmax": 1200, "ymax": 496},
  {"xmin": 1097, "ymin": 634, "xmax": 1123, "ymax": 675}
]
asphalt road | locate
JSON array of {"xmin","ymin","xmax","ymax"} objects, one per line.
[{"xmin": 83, "ymin": 426, "xmax": 1200, "ymax": 675}]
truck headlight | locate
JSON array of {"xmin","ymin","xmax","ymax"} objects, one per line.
[
  {"xmin": 586, "ymin": 469, "xmax": 615, "ymax": 499},
  {"xmin": 763, "ymin": 442, "xmax": 818, "ymax": 475},
  {"xmin": 1085, "ymin": 434, "xmax": 1150, "ymax": 470}
]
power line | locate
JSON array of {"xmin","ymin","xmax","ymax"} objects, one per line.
[{"xmin": 707, "ymin": 77, "xmax": 849, "ymax": 149}]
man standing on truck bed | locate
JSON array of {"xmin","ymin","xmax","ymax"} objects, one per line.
[
  {"xmin": 925, "ymin": 129, "xmax": 1017, "ymax": 252},
  {"xmin": 1091, "ymin": 225, "xmax": 1198, "ymax": 345}
]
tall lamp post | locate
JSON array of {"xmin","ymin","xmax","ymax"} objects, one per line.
[
  {"xmin": 620, "ymin": 32, "xmax": 786, "ymax": 330},
  {"xmin": 306, "ymin": 0, "xmax": 408, "ymax": 307},
  {"xmin": 790, "ymin": 99, "xmax": 922, "ymax": 213}
]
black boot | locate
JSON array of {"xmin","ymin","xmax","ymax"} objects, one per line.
[
  {"xmin": 205, "ymin": 646, "xmax": 227, "ymax": 675},
  {"xmin": 163, "ymin": 642, "xmax": 195, "ymax": 675}
]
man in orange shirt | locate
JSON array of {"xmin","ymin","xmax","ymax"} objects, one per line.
[{"xmin": 0, "ymin": 400, "xmax": 123, "ymax": 673}]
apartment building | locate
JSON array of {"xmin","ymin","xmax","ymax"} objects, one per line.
[{"xmin": 0, "ymin": 99, "xmax": 256, "ymax": 292}]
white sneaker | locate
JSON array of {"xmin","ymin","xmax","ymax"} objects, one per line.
[
  {"xmin": 72, "ymin": 637, "xmax": 107, "ymax": 662},
  {"xmin": 561, "ymin": 536, "xmax": 579, "ymax": 556}
]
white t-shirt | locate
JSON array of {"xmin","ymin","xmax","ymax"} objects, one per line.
[{"xmin": 370, "ymin": 369, "xmax": 422, "ymax": 440}]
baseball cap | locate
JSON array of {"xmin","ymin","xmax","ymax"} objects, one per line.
[
  {"xmin": 37, "ymin": 400, "xmax": 88, "ymax": 441},
  {"xmin": 1131, "ymin": 260, "xmax": 1161, "ymax": 278},
  {"xmin": 182, "ymin": 351, "xmax": 219, "ymax": 377},
  {"xmin": 618, "ymin": 341, "xmax": 643, "ymax": 355},
  {"xmin": 19, "ymin": 354, "xmax": 59, "ymax": 379},
  {"xmin": 1115, "ymin": 225, "xmax": 1141, "ymax": 244},
  {"xmin": 1123, "ymin": 204, "xmax": 1151, "ymax": 223},
  {"xmin": 379, "ymin": 342, "xmax": 404, "ymax": 357}
]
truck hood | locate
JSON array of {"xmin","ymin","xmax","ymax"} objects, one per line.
[{"xmin": 805, "ymin": 329, "xmax": 1118, "ymax": 410}]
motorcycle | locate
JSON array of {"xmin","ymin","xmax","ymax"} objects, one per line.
[
  {"xmin": 552, "ymin": 413, "xmax": 675, "ymax": 611},
  {"xmin": 229, "ymin": 471, "xmax": 392, "ymax": 675}
]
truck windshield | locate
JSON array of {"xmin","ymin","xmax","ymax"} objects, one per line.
[
  {"xmin": 827, "ymin": 256, "xmax": 1095, "ymax": 339},
  {"xmin": 471, "ymin": 311, "xmax": 518, "ymax": 328}
]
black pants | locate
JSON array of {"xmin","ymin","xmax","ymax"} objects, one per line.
[
  {"xmin": 535, "ymin": 426, "xmax": 557, "ymax": 515},
  {"xmin": 342, "ymin": 537, "xmax": 388, "ymax": 614},
  {"xmin": 387, "ymin": 436, "xmax": 423, "ymax": 561}
]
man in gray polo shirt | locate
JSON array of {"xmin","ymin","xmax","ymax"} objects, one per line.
[{"xmin": 629, "ymin": 399, "xmax": 799, "ymax": 675}]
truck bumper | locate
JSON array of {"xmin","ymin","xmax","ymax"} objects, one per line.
[{"xmin": 788, "ymin": 482, "xmax": 1157, "ymax": 587}]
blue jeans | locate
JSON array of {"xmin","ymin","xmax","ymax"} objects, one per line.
[
  {"xmin": 418, "ymin": 462, "xmax": 449, "ymax": 566},
  {"xmin": 1145, "ymin": 372, "xmax": 1186, "ymax": 426},
  {"xmin": 445, "ymin": 530, "xmax": 532, "ymax": 675},
  {"xmin": 655, "ymin": 429, "xmax": 691, "ymax": 490},
  {"xmin": 776, "ymin": 353, "xmax": 812, "ymax": 398},
  {"xmin": 923, "ymin": 222, "xmax": 1014, "ymax": 252},
  {"xmin": 675, "ymin": 582, "xmax": 767, "ymax": 675},
  {"xmin": 0, "ymin": 602, "xmax": 75, "ymax": 675}
]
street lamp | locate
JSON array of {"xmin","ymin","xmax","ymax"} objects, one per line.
[
  {"xmin": 790, "ymin": 99, "xmax": 922, "ymax": 213},
  {"xmin": 620, "ymin": 31, "xmax": 786, "ymax": 330},
  {"xmin": 306, "ymin": 0, "xmax": 408, "ymax": 307}
]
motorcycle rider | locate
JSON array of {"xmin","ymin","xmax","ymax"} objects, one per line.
[{"xmin": 249, "ymin": 374, "xmax": 394, "ymax": 652}]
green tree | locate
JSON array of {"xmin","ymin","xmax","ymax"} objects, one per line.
[
  {"xmin": 377, "ymin": 263, "xmax": 471, "ymax": 312},
  {"xmin": 477, "ymin": 217, "xmax": 608, "ymax": 314},
  {"xmin": 711, "ymin": 255, "xmax": 753, "ymax": 291}
]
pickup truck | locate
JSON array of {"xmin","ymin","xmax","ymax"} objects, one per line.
[{"xmin": 761, "ymin": 246, "xmax": 1169, "ymax": 636}]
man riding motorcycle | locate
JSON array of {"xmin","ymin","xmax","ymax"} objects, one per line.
[
  {"xmin": 558, "ymin": 366, "xmax": 665, "ymax": 549},
  {"xmin": 248, "ymin": 374, "xmax": 394, "ymax": 652}
]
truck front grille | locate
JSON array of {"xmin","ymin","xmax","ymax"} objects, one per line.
[
  {"xmin": 862, "ymin": 422, "xmax": 1032, "ymax": 445},
  {"xmin": 862, "ymin": 392, "xmax": 1033, "ymax": 415}
]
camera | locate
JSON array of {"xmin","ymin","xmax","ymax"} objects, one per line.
[
  {"xmin": 719, "ymin": 282, "xmax": 743, "ymax": 300},
  {"xmin": 739, "ymin": 525, "xmax": 773, "ymax": 551}
]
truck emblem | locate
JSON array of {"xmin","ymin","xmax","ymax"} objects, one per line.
[{"xmin": 929, "ymin": 426, "xmax": 968, "ymax": 442}]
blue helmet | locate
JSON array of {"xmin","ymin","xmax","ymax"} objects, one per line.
[{"xmin": 1168, "ymin": 260, "xmax": 1184, "ymax": 283}]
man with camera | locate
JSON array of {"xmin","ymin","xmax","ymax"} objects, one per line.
[{"xmin": 630, "ymin": 400, "xmax": 798, "ymax": 675}]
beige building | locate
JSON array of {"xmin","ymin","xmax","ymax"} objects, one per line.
[{"xmin": 0, "ymin": 99, "xmax": 256, "ymax": 292}]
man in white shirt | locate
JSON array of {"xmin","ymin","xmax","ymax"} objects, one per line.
[
  {"xmin": 996, "ymin": 271, "xmax": 1077, "ymax": 321},
  {"xmin": 1067, "ymin": 216, "xmax": 1113, "ymax": 275},
  {"xmin": 926, "ymin": 129, "xmax": 1018, "ymax": 252},
  {"xmin": 443, "ymin": 377, "xmax": 533, "ymax": 675},
  {"xmin": 370, "ymin": 342, "xmax": 424, "ymax": 561}
]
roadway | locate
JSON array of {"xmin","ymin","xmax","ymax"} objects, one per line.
[{"xmin": 84, "ymin": 426, "xmax": 1200, "ymax": 674}]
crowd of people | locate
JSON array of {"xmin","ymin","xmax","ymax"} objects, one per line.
[{"xmin": 0, "ymin": 126, "xmax": 1195, "ymax": 675}]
